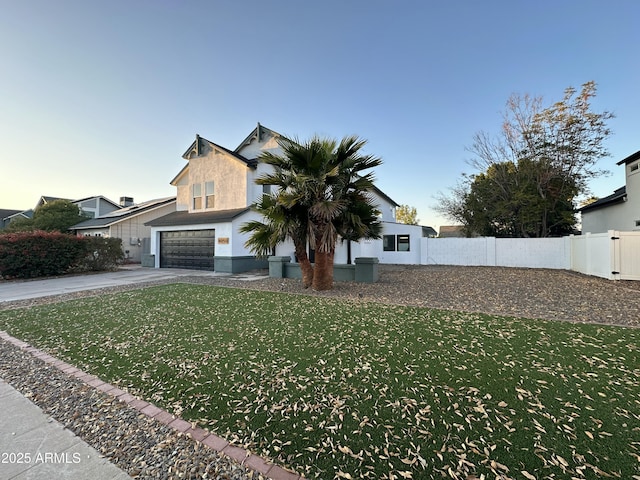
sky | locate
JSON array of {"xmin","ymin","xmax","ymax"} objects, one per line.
[{"xmin": 1, "ymin": 0, "xmax": 638, "ymax": 231}]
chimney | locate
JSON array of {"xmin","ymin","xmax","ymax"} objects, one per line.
[{"xmin": 120, "ymin": 196, "xmax": 134, "ymax": 207}]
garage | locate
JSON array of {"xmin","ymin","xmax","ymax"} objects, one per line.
[{"xmin": 160, "ymin": 230, "xmax": 215, "ymax": 270}]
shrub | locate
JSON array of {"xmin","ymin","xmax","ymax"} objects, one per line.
[
  {"xmin": 0, "ymin": 232, "xmax": 125, "ymax": 279},
  {"xmin": 77, "ymin": 236, "xmax": 125, "ymax": 272},
  {"xmin": 0, "ymin": 231, "xmax": 86, "ymax": 279}
]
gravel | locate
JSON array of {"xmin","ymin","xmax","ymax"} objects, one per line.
[{"xmin": 0, "ymin": 265, "xmax": 637, "ymax": 479}]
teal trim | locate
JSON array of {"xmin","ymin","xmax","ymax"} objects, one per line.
[{"xmin": 213, "ymin": 256, "xmax": 268, "ymax": 274}]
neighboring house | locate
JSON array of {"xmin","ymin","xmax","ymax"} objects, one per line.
[
  {"xmin": 439, "ymin": 225, "xmax": 466, "ymax": 238},
  {"xmin": 0, "ymin": 209, "xmax": 28, "ymax": 229},
  {"xmin": 1, "ymin": 195, "xmax": 122, "ymax": 230},
  {"xmin": 147, "ymin": 123, "xmax": 434, "ymax": 272},
  {"xmin": 72, "ymin": 197, "xmax": 176, "ymax": 263},
  {"xmin": 36, "ymin": 195, "xmax": 122, "ymax": 219},
  {"xmin": 580, "ymin": 150, "xmax": 640, "ymax": 233}
]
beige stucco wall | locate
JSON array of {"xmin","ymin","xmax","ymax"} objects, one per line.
[{"xmin": 178, "ymin": 143, "xmax": 250, "ymax": 212}]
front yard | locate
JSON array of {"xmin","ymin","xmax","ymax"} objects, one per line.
[{"xmin": 0, "ymin": 284, "xmax": 638, "ymax": 479}]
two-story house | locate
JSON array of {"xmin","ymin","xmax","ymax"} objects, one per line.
[
  {"xmin": 146, "ymin": 123, "xmax": 431, "ymax": 273},
  {"xmin": 580, "ymin": 150, "xmax": 640, "ymax": 233}
]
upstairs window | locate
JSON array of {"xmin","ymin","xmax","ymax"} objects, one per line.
[
  {"xmin": 262, "ymin": 184, "xmax": 272, "ymax": 195},
  {"xmin": 192, "ymin": 184, "xmax": 202, "ymax": 209},
  {"xmin": 630, "ymin": 162, "xmax": 639, "ymax": 175},
  {"xmin": 205, "ymin": 181, "xmax": 215, "ymax": 208}
]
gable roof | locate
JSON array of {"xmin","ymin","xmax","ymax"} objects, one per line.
[
  {"xmin": 616, "ymin": 150, "xmax": 640, "ymax": 166},
  {"xmin": 73, "ymin": 195, "xmax": 120, "ymax": 208},
  {"xmin": 182, "ymin": 134, "xmax": 257, "ymax": 168},
  {"xmin": 578, "ymin": 186, "xmax": 627, "ymax": 213},
  {"xmin": 145, "ymin": 207, "xmax": 250, "ymax": 227},
  {"xmin": 72, "ymin": 197, "xmax": 176, "ymax": 230},
  {"xmin": 0, "ymin": 209, "xmax": 22, "ymax": 220},
  {"xmin": 234, "ymin": 122, "xmax": 283, "ymax": 153}
]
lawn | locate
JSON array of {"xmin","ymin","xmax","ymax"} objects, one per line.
[{"xmin": 0, "ymin": 284, "xmax": 638, "ymax": 479}]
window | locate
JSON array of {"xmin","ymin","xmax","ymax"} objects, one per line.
[
  {"xmin": 383, "ymin": 235, "xmax": 396, "ymax": 251},
  {"xmin": 630, "ymin": 162, "xmax": 639, "ymax": 174},
  {"xmin": 263, "ymin": 184, "xmax": 272, "ymax": 195},
  {"xmin": 192, "ymin": 184, "xmax": 202, "ymax": 209},
  {"xmin": 383, "ymin": 234, "xmax": 411, "ymax": 252},
  {"xmin": 636, "ymin": 220, "xmax": 640, "ymax": 227},
  {"xmin": 205, "ymin": 181, "xmax": 215, "ymax": 208},
  {"xmin": 397, "ymin": 234, "xmax": 410, "ymax": 251}
]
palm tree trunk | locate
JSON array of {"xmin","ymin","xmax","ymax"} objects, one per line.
[
  {"xmin": 312, "ymin": 250, "xmax": 333, "ymax": 290},
  {"xmin": 294, "ymin": 241, "xmax": 314, "ymax": 288}
]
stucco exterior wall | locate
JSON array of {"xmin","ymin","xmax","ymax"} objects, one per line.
[
  {"xmin": 186, "ymin": 146, "xmax": 249, "ymax": 212},
  {"xmin": 582, "ymin": 161, "xmax": 640, "ymax": 233}
]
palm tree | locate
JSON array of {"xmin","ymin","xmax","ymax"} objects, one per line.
[{"xmin": 240, "ymin": 134, "xmax": 382, "ymax": 290}]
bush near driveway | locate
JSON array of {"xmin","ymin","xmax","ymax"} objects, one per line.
[
  {"xmin": 0, "ymin": 231, "xmax": 124, "ymax": 279},
  {"xmin": 1, "ymin": 284, "xmax": 638, "ymax": 479}
]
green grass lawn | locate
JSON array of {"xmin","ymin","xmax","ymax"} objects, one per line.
[{"xmin": 1, "ymin": 284, "xmax": 639, "ymax": 479}]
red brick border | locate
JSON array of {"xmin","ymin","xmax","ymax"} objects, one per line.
[{"xmin": 0, "ymin": 331, "xmax": 306, "ymax": 480}]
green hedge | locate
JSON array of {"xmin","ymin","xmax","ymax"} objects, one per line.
[{"xmin": 0, "ymin": 231, "xmax": 124, "ymax": 279}]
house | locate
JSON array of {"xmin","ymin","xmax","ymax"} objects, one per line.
[
  {"xmin": 438, "ymin": 225, "xmax": 466, "ymax": 238},
  {"xmin": 146, "ymin": 123, "xmax": 434, "ymax": 272},
  {"xmin": 72, "ymin": 197, "xmax": 176, "ymax": 263},
  {"xmin": 0, "ymin": 209, "xmax": 29, "ymax": 229},
  {"xmin": 579, "ymin": 150, "xmax": 640, "ymax": 233},
  {"xmin": 35, "ymin": 195, "xmax": 122, "ymax": 219},
  {"xmin": 1, "ymin": 195, "xmax": 122, "ymax": 231}
]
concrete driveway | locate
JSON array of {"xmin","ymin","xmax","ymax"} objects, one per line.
[{"xmin": 0, "ymin": 266, "xmax": 232, "ymax": 303}]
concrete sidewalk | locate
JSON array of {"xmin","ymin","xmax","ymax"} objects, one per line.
[
  {"xmin": 0, "ymin": 266, "xmax": 233, "ymax": 303},
  {"xmin": 0, "ymin": 379, "xmax": 130, "ymax": 480}
]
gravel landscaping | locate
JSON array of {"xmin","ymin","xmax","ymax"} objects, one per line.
[
  {"xmin": 0, "ymin": 265, "xmax": 638, "ymax": 480},
  {"xmin": 3, "ymin": 264, "xmax": 638, "ymax": 326}
]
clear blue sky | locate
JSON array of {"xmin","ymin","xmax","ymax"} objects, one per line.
[{"xmin": 1, "ymin": 0, "xmax": 638, "ymax": 230}]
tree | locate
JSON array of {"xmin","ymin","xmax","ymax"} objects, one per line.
[
  {"xmin": 396, "ymin": 205, "xmax": 419, "ymax": 225},
  {"xmin": 33, "ymin": 200, "xmax": 90, "ymax": 232},
  {"xmin": 241, "ymin": 135, "xmax": 383, "ymax": 290},
  {"xmin": 4, "ymin": 200, "xmax": 89, "ymax": 233},
  {"xmin": 437, "ymin": 81, "xmax": 613, "ymax": 237}
]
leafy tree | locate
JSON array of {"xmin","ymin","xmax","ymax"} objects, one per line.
[
  {"xmin": 34, "ymin": 200, "xmax": 89, "ymax": 232},
  {"xmin": 5, "ymin": 200, "xmax": 89, "ymax": 233},
  {"xmin": 241, "ymin": 135, "xmax": 383, "ymax": 290},
  {"xmin": 396, "ymin": 204, "xmax": 419, "ymax": 225},
  {"xmin": 437, "ymin": 81, "xmax": 613, "ymax": 237},
  {"xmin": 3, "ymin": 216, "xmax": 34, "ymax": 233}
]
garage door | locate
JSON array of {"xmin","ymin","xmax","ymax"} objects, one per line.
[{"xmin": 160, "ymin": 230, "xmax": 215, "ymax": 270}]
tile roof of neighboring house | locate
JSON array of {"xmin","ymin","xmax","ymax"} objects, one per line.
[
  {"xmin": 145, "ymin": 208, "xmax": 250, "ymax": 227},
  {"xmin": 72, "ymin": 197, "xmax": 176, "ymax": 229},
  {"xmin": 578, "ymin": 186, "xmax": 627, "ymax": 213},
  {"xmin": 616, "ymin": 150, "xmax": 640, "ymax": 165}
]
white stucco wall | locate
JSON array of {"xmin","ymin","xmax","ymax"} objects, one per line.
[{"xmin": 581, "ymin": 159, "xmax": 640, "ymax": 233}]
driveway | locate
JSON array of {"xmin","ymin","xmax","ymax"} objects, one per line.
[{"xmin": 0, "ymin": 266, "xmax": 231, "ymax": 303}]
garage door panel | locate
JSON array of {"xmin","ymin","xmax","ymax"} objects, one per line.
[{"xmin": 160, "ymin": 230, "xmax": 215, "ymax": 270}]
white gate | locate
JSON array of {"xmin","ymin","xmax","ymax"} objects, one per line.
[{"xmin": 613, "ymin": 231, "xmax": 640, "ymax": 280}]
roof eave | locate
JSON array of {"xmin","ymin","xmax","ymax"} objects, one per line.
[{"xmin": 616, "ymin": 150, "xmax": 640, "ymax": 165}]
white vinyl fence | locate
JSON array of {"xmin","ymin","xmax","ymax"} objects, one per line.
[
  {"xmin": 419, "ymin": 231, "xmax": 640, "ymax": 281},
  {"xmin": 420, "ymin": 237, "xmax": 571, "ymax": 269}
]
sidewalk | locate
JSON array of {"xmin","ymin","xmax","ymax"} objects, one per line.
[{"xmin": 0, "ymin": 379, "xmax": 130, "ymax": 480}]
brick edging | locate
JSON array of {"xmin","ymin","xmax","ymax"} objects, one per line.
[{"xmin": 0, "ymin": 331, "xmax": 305, "ymax": 480}]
